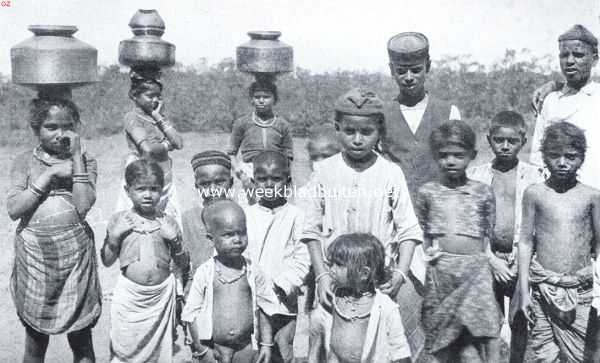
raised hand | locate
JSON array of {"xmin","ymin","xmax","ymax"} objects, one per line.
[
  {"xmin": 49, "ymin": 160, "xmax": 73, "ymax": 179},
  {"xmin": 108, "ymin": 213, "xmax": 135, "ymax": 242}
]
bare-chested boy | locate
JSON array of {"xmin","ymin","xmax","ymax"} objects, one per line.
[
  {"xmin": 182, "ymin": 200, "xmax": 277, "ymax": 363},
  {"xmin": 518, "ymin": 121, "xmax": 600, "ymax": 362},
  {"xmin": 467, "ymin": 111, "xmax": 543, "ymax": 362}
]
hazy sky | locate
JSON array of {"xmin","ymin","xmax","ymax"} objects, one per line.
[{"xmin": 1, "ymin": 0, "xmax": 599, "ymax": 75}]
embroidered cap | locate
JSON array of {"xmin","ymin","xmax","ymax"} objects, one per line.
[
  {"xmin": 334, "ymin": 88, "xmax": 384, "ymax": 120},
  {"xmin": 191, "ymin": 150, "xmax": 232, "ymax": 171},
  {"xmin": 387, "ymin": 32, "xmax": 430, "ymax": 65}
]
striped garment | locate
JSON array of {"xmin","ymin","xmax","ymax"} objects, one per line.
[{"xmin": 11, "ymin": 223, "xmax": 102, "ymax": 334}]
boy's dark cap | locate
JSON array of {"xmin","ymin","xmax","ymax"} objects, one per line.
[
  {"xmin": 387, "ymin": 32, "xmax": 429, "ymax": 65},
  {"xmin": 334, "ymin": 88, "xmax": 384, "ymax": 119},
  {"xmin": 191, "ymin": 150, "xmax": 232, "ymax": 172},
  {"xmin": 559, "ymin": 24, "xmax": 598, "ymax": 48}
]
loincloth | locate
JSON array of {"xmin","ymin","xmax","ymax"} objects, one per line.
[
  {"xmin": 529, "ymin": 256, "xmax": 593, "ymax": 325},
  {"xmin": 110, "ymin": 273, "xmax": 177, "ymax": 363},
  {"xmin": 422, "ymin": 252, "xmax": 502, "ymax": 353}
]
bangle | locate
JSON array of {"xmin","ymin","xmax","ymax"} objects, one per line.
[
  {"xmin": 259, "ymin": 342, "xmax": 274, "ymax": 347},
  {"xmin": 394, "ymin": 268, "xmax": 408, "ymax": 283},
  {"xmin": 72, "ymin": 173, "xmax": 89, "ymax": 178},
  {"xmin": 162, "ymin": 139, "xmax": 173, "ymax": 150},
  {"xmin": 72, "ymin": 176, "xmax": 90, "ymax": 184},
  {"xmin": 315, "ymin": 271, "xmax": 329, "ymax": 284},
  {"xmin": 192, "ymin": 346, "xmax": 209, "ymax": 358},
  {"xmin": 29, "ymin": 182, "xmax": 47, "ymax": 197}
]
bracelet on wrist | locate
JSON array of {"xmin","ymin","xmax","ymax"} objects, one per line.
[
  {"xmin": 192, "ymin": 346, "xmax": 210, "ymax": 358},
  {"xmin": 394, "ymin": 268, "xmax": 408, "ymax": 283},
  {"xmin": 259, "ymin": 341, "xmax": 274, "ymax": 347},
  {"xmin": 29, "ymin": 182, "xmax": 47, "ymax": 197},
  {"xmin": 315, "ymin": 271, "xmax": 329, "ymax": 284}
]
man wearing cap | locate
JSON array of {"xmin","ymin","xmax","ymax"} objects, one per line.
[
  {"xmin": 383, "ymin": 32, "xmax": 461, "ymax": 201},
  {"xmin": 381, "ymin": 31, "xmax": 461, "ymax": 361},
  {"xmin": 527, "ymin": 24, "xmax": 600, "ymax": 362},
  {"xmin": 529, "ymin": 24, "xmax": 600, "ymax": 189}
]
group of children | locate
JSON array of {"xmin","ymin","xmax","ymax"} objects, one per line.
[{"xmin": 8, "ymin": 64, "xmax": 600, "ymax": 363}]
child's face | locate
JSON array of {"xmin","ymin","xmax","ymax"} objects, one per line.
[
  {"xmin": 337, "ymin": 115, "xmax": 380, "ymax": 162},
  {"xmin": 435, "ymin": 144, "xmax": 475, "ymax": 180},
  {"xmin": 38, "ymin": 106, "xmax": 77, "ymax": 156},
  {"xmin": 543, "ymin": 146, "xmax": 584, "ymax": 181},
  {"xmin": 209, "ymin": 210, "xmax": 248, "ymax": 259},
  {"xmin": 390, "ymin": 60, "xmax": 429, "ymax": 100},
  {"xmin": 251, "ymin": 90, "xmax": 275, "ymax": 114},
  {"xmin": 194, "ymin": 164, "xmax": 233, "ymax": 202},
  {"xmin": 329, "ymin": 261, "xmax": 350, "ymax": 288},
  {"xmin": 487, "ymin": 127, "xmax": 525, "ymax": 163},
  {"xmin": 307, "ymin": 138, "xmax": 341, "ymax": 169},
  {"xmin": 253, "ymin": 162, "xmax": 290, "ymax": 202},
  {"xmin": 125, "ymin": 175, "xmax": 162, "ymax": 216},
  {"xmin": 135, "ymin": 84, "xmax": 162, "ymax": 115}
]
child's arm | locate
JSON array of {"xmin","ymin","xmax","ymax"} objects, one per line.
[
  {"xmin": 281, "ymin": 121, "xmax": 294, "ymax": 161},
  {"xmin": 256, "ymin": 309, "xmax": 273, "ymax": 363},
  {"xmin": 128, "ymin": 126, "xmax": 170, "ymax": 158},
  {"xmin": 299, "ymin": 173, "xmax": 332, "ymax": 305},
  {"xmin": 273, "ymin": 218, "xmax": 311, "ymax": 297},
  {"xmin": 517, "ymin": 187, "xmax": 536, "ymax": 325},
  {"xmin": 160, "ymin": 216, "xmax": 192, "ymax": 288},
  {"xmin": 152, "ymin": 101, "xmax": 183, "ymax": 150},
  {"xmin": 7, "ymin": 154, "xmax": 70, "ymax": 221},
  {"xmin": 188, "ymin": 318, "xmax": 214, "ymax": 363},
  {"xmin": 227, "ymin": 119, "xmax": 245, "ymax": 157},
  {"xmin": 67, "ymin": 131, "xmax": 96, "ymax": 218},
  {"xmin": 101, "ymin": 212, "xmax": 135, "ymax": 266}
]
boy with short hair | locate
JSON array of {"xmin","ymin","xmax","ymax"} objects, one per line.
[
  {"xmin": 467, "ymin": 111, "xmax": 543, "ymax": 362},
  {"xmin": 305, "ymin": 124, "xmax": 342, "ymax": 170},
  {"xmin": 518, "ymin": 121, "xmax": 600, "ymax": 362},
  {"xmin": 244, "ymin": 150, "xmax": 311, "ymax": 363},
  {"xmin": 182, "ymin": 200, "xmax": 278, "ymax": 363},
  {"xmin": 182, "ymin": 150, "xmax": 236, "ymax": 271}
]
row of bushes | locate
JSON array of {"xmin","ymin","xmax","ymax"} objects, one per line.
[{"xmin": 0, "ymin": 49, "xmax": 563, "ymax": 146}]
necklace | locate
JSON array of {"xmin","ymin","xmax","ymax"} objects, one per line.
[
  {"xmin": 215, "ymin": 259, "xmax": 247, "ymax": 285},
  {"xmin": 252, "ymin": 112, "xmax": 277, "ymax": 127},
  {"xmin": 332, "ymin": 291, "xmax": 373, "ymax": 321}
]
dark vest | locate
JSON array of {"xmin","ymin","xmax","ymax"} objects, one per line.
[{"xmin": 382, "ymin": 96, "xmax": 453, "ymax": 201}]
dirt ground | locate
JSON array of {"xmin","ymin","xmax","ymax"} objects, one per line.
[{"xmin": 0, "ymin": 131, "xmax": 506, "ymax": 362}]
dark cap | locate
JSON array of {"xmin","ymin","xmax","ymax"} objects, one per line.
[
  {"xmin": 334, "ymin": 88, "xmax": 384, "ymax": 120},
  {"xmin": 559, "ymin": 24, "xmax": 598, "ymax": 49},
  {"xmin": 387, "ymin": 32, "xmax": 429, "ymax": 65}
]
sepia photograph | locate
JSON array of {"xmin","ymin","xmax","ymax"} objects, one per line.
[{"xmin": 1, "ymin": 0, "xmax": 599, "ymax": 362}]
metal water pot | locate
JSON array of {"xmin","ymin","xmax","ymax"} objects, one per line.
[
  {"xmin": 11, "ymin": 25, "xmax": 97, "ymax": 88},
  {"xmin": 119, "ymin": 9, "xmax": 175, "ymax": 68},
  {"xmin": 236, "ymin": 31, "xmax": 293, "ymax": 75}
]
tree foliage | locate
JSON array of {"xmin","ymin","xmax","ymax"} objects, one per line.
[{"xmin": 0, "ymin": 49, "xmax": 561, "ymax": 145}]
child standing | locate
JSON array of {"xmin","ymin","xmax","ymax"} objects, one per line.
[
  {"xmin": 416, "ymin": 120, "xmax": 502, "ymax": 362},
  {"xmin": 300, "ymin": 88, "xmax": 423, "ymax": 362},
  {"xmin": 102, "ymin": 159, "xmax": 191, "ymax": 363},
  {"xmin": 115, "ymin": 74, "xmax": 184, "ymax": 226},
  {"xmin": 518, "ymin": 122, "xmax": 599, "ymax": 362},
  {"xmin": 327, "ymin": 233, "xmax": 411, "ymax": 363},
  {"xmin": 467, "ymin": 111, "xmax": 543, "ymax": 362},
  {"xmin": 228, "ymin": 80, "xmax": 294, "ymax": 186},
  {"xmin": 8, "ymin": 98, "xmax": 102, "ymax": 363},
  {"xmin": 244, "ymin": 150, "xmax": 311, "ymax": 362},
  {"xmin": 183, "ymin": 150, "xmax": 236, "ymax": 271},
  {"xmin": 182, "ymin": 199, "xmax": 277, "ymax": 363}
]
